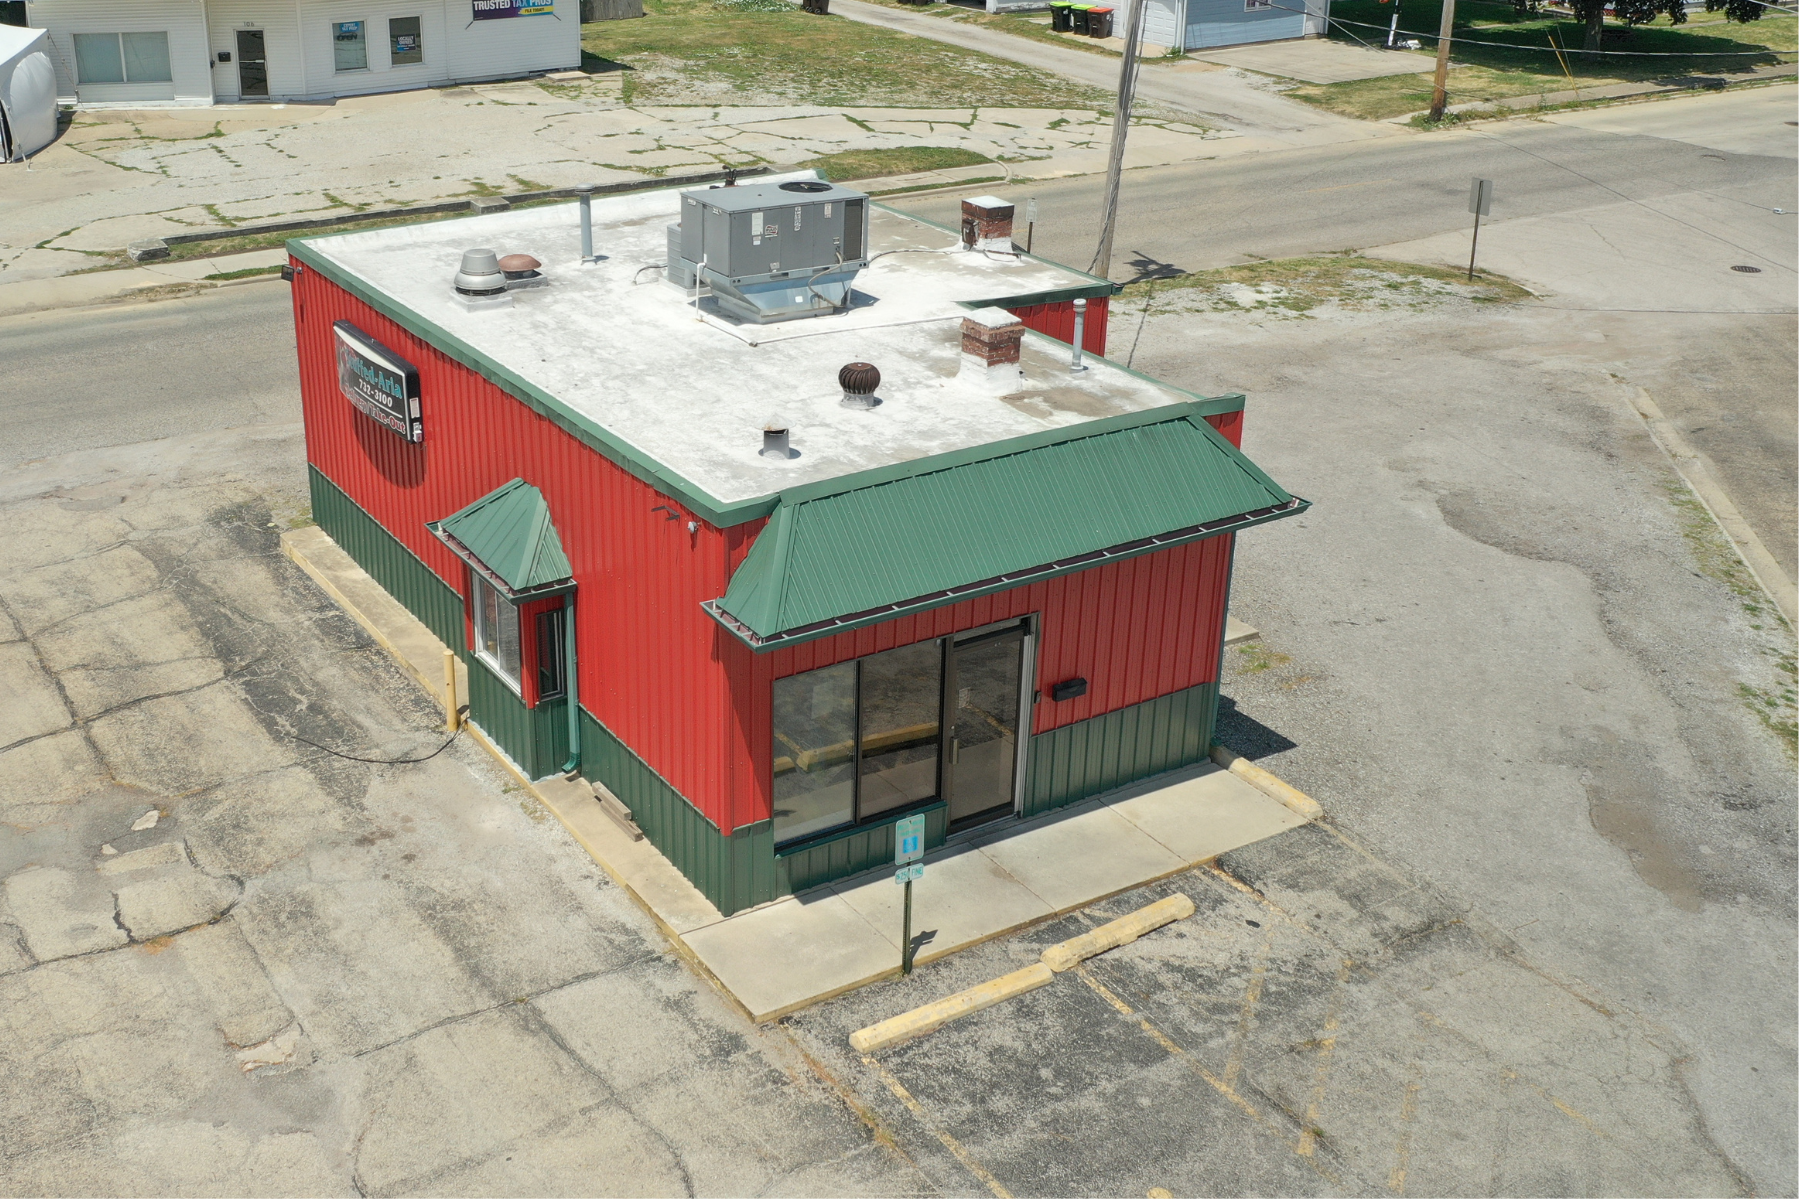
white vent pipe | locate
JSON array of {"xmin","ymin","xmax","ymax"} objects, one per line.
[{"xmin": 1070, "ymin": 297, "xmax": 1089, "ymax": 373}]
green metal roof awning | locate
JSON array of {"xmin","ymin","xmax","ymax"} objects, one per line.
[
  {"xmin": 704, "ymin": 404, "xmax": 1308, "ymax": 651},
  {"xmin": 428, "ymin": 477, "xmax": 574, "ymax": 599}
]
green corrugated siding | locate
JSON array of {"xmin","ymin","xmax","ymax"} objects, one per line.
[
  {"xmin": 309, "ymin": 466, "xmax": 466, "ymax": 654},
  {"xmin": 777, "ymin": 803, "xmax": 949, "ymax": 895},
  {"xmin": 463, "ymin": 652, "xmax": 570, "ymax": 780},
  {"xmin": 579, "ymin": 708, "xmax": 779, "ymax": 916},
  {"xmin": 718, "ymin": 410, "xmax": 1300, "ymax": 642},
  {"xmin": 1023, "ymin": 682, "xmax": 1219, "ymax": 818}
]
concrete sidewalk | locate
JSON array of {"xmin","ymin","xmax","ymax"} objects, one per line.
[
  {"xmin": 0, "ymin": 247, "xmax": 290, "ymax": 318},
  {"xmin": 281, "ymin": 525, "xmax": 1309, "ymax": 1022}
]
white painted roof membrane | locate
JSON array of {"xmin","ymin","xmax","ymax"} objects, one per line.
[{"xmin": 302, "ymin": 174, "xmax": 1192, "ymax": 506}]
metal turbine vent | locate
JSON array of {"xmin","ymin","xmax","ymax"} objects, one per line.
[{"xmin": 839, "ymin": 362, "xmax": 879, "ymax": 409}]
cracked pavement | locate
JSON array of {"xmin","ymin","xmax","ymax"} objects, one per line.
[
  {"xmin": 2, "ymin": 82, "xmax": 1223, "ymax": 283},
  {"xmin": 0, "ymin": 234, "xmax": 1791, "ymax": 1191}
]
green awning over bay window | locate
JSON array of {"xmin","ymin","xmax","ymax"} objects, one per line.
[
  {"xmin": 429, "ymin": 477, "xmax": 574, "ymax": 598},
  {"xmin": 704, "ymin": 404, "xmax": 1307, "ymax": 651}
]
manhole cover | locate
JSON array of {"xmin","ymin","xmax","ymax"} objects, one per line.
[{"xmin": 1731, "ymin": 264, "xmax": 1763, "ymax": 273}]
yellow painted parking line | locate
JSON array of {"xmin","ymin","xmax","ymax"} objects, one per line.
[
  {"xmin": 862, "ymin": 1055, "xmax": 1014, "ymax": 1199},
  {"xmin": 1074, "ymin": 965, "xmax": 1342, "ymax": 1185},
  {"xmin": 1223, "ymin": 928, "xmax": 1274, "ymax": 1087},
  {"xmin": 1388, "ymin": 1061, "xmax": 1424, "ymax": 1195},
  {"xmin": 1298, "ymin": 958, "xmax": 1353, "ymax": 1157}
]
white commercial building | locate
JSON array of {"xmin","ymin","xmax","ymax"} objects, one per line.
[{"xmin": 20, "ymin": 0, "xmax": 580, "ymax": 107}]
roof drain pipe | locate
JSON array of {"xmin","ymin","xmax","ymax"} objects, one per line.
[
  {"xmin": 1069, "ymin": 297, "xmax": 1090, "ymax": 373},
  {"xmin": 578, "ymin": 185, "xmax": 600, "ymax": 266},
  {"xmin": 559, "ymin": 592, "xmax": 582, "ymax": 776}
]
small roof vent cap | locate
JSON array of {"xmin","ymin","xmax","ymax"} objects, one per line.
[{"xmin": 761, "ymin": 421, "xmax": 794, "ymax": 460}]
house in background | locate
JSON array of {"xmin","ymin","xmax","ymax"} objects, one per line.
[
  {"xmin": 1134, "ymin": 0, "xmax": 1329, "ymax": 53},
  {"xmin": 20, "ymin": 0, "xmax": 579, "ymax": 107}
]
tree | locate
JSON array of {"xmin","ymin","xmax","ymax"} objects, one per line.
[{"xmin": 1511, "ymin": 0, "xmax": 1762, "ymax": 53}]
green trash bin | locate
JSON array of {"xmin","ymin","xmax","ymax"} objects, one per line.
[
  {"xmin": 1049, "ymin": 0, "xmax": 1074, "ymax": 30},
  {"xmin": 1088, "ymin": 5, "xmax": 1113, "ymax": 36},
  {"xmin": 1071, "ymin": 3, "xmax": 1093, "ymax": 34}
]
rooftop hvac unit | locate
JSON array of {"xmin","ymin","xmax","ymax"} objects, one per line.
[{"xmin": 668, "ymin": 180, "xmax": 869, "ymax": 324}]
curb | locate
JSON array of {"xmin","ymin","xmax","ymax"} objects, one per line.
[
  {"xmin": 1629, "ymin": 386, "xmax": 1797, "ymax": 627},
  {"xmin": 1210, "ymin": 744, "xmax": 1323, "ymax": 820},
  {"xmin": 849, "ymin": 964, "xmax": 1054, "ymax": 1052},
  {"xmin": 1040, "ymin": 892, "xmax": 1195, "ymax": 971}
]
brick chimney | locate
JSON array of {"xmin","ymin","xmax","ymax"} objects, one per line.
[
  {"xmin": 960, "ymin": 195, "xmax": 1015, "ymax": 252},
  {"xmin": 960, "ymin": 306, "xmax": 1026, "ymax": 389}
]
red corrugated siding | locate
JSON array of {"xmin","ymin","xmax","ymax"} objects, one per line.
[
  {"xmin": 294, "ymin": 267, "xmax": 1227, "ymax": 836},
  {"xmin": 1014, "ymin": 298, "xmax": 1109, "ymax": 356},
  {"xmin": 739, "ymin": 534, "xmax": 1232, "ymax": 824},
  {"xmin": 293, "ymin": 266, "xmax": 760, "ymax": 832},
  {"xmin": 1205, "ymin": 409, "xmax": 1244, "ymax": 448}
]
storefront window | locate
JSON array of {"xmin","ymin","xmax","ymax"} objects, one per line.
[
  {"xmin": 471, "ymin": 573, "xmax": 522, "ymax": 689},
  {"xmin": 389, "ymin": 16, "xmax": 423, "ymax": 65},
  {"xmin": 333, "ymin": 21, "xmax": 368, "ymax": 72},
  {"xmin": 772, "ymin": 642, "xmax": 944, "ymax": 845},
  {"xmin": 772, "ymin": 662, "xmax": 856, "ymax": 844},
  {"xmin": 74, "ymin": 32, "xmax": 171, "ymax": 83},
  {"xmin": 857, "ymin": 641, "xmax": 943, "ymax": 819}
]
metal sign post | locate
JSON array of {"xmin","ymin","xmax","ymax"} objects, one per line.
[
  {"xmin": 1467, "ymin": 177, "xmax": 1493, "ymax": 281},
  {"xmin": 1024, "ymin": 197, "xmax": 1037, "ymax": 255},
  {"xmin": 894, "ymin": 814, "xmax": 925, "ymax": 975}
]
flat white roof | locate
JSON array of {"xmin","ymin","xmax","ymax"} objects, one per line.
[{"xmin": 298, "ymin": 173, "xmax": 1195, "ymax": 510}]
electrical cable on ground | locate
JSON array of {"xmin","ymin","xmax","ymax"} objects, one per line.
[{"xmin": 281, "ymin": 719, "xmax": 465, "ymax": 764}]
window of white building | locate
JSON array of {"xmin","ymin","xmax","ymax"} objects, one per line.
[
  {"xmin": 389, "ymin": 16, "xmax": 423, "ymax": 65},
  {"xmin": 333, "ymin": 20, "xmax": 368, "ymax": 71},
  {"xmin": 73, "ymin": 32, "xmax": 172, "ymax": 83}
]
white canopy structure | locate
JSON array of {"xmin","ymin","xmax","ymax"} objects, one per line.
[{"xmin": 0, "ymin": 25, "xmax": 57, "ymax": 160}]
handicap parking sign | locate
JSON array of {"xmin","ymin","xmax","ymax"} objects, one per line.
[{"xmin": 894, "ymin": 813, "xmax": 925, "ymax": 865}]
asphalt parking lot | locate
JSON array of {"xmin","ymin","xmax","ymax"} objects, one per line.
[{"xmin": 1, "ymin": 254, "xmax": 1792, "ymax": 1194}]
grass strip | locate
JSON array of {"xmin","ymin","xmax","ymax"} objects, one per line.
[
  {"xmin": 802, "ymin": 145, "xmax": 993, "ymax": 180},
  {"xmin": 581, "ymin": 0, "xmax": 1108, "ymax": 107},
  {"xmin": 1288, "ymin": 0, "xmax": 1793, "ymax": 120}
]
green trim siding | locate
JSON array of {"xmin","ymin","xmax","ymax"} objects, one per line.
[
  {"xmin": 776, "ymin": 802, "xmax": 949, "ymax": 896},
  {"xmin": 309, "ymin": 466, "xmax": 465, "ymax": 654},
  {"xmin": 308, "ymin": 463, "xmax": 1221, "ymax": 911},
  {"xmin": 462, "ymin": 658, "xmax": 569, "ymax": 781},
  {"xmin": 578, "ymin": 707, "xmax": 781, "ymax": 916},
  {"xmin": 1023, "ymin": 682, "xmax": 1219, "ymax": 818}
]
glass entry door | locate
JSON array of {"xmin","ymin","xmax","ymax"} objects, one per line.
[
  {"xmin": 945, "ymin": 626, "xmax": 1026, "ymax": 828},
  {"xmin": 235, "ymin": 30, "xmax": 267, "ymax": 97}
]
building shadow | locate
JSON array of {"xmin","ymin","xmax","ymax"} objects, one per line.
[{"xmin": 1215, "ymin": 692, "xmax": 1298, "ymax": 761}]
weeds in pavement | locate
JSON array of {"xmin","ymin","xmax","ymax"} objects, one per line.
[{"xmin": 1114, "ymin": 254, "xmax": 1532, "ymax": 319}]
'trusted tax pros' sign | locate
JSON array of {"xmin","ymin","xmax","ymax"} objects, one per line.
[{"xmin": 334, "ymin": 321, "xmax": 422, "ymax": 443}]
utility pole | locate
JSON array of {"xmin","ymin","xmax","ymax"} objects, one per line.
[
  {"xmin": 1427, "ymin": 0, "xmax": 1456, "ymax": 121},
  {"xmin": 1091, "ymin": 0, "xmax": 1148, "ymax": 280}
]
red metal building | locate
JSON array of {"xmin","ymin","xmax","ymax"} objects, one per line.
[{"xmin": 288, "ymin": 177, "xmax": 1305, "ymax": 914}]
